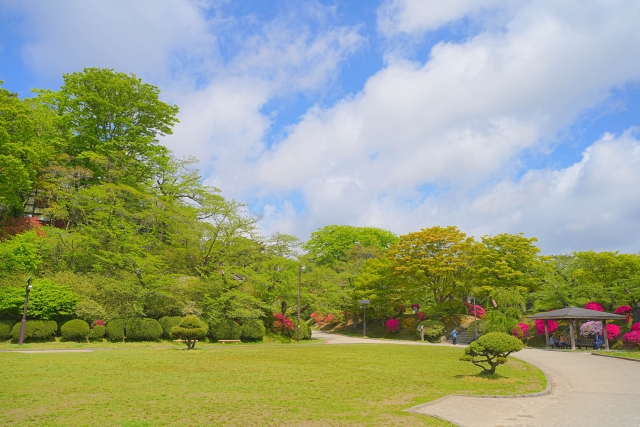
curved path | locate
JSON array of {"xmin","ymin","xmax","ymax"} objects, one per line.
[{"xmin": 313, "ymin": 331, "xmax": 640, "ymax": 427}]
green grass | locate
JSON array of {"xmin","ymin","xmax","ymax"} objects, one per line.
[
  {"xmin": 593, "ymin": 350, "xmax": 640, "ymax": 361},
  {"xmin": 0, "ymin": 342, "xmax": 546, "ymax": 426}
]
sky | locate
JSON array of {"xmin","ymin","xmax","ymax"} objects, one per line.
[{"xmin": 2, "ymin": 0, "xmax": 640, "ymax": 254}]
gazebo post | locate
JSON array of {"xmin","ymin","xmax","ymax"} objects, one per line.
[
  {"xmin": 602, "ymin": 320, "xmax": 609, "ymax": 350},
  {"xmin": 544, "ymin": 321, "xmax": 550, "ymax": 349},
  {"xmin": 569, "ymin": 320, "xmax": 576, "ymax": 350}
]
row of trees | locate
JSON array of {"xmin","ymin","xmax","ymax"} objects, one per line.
[{"xmin": 1, "ymin": 68, "xmax": 639, "ymax": 339}]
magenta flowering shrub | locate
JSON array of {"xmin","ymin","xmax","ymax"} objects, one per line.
[
  {"xmin": 580, "ymin": 320, "xmax": 602, "ymax": 337},
  {"xmin": 272, "ymin": 313, "xmax": 294, "ymax": 334},
  {"xmin": 614, "ymin": 305, "xmax": 633, "ymax": 322},
  {"xmin": 91, "ymin": 319, "xmax": 105, "ymax": 328},
  {"xmin": 622, "ymin": 331, "xmax": 640, "ymax": 347},
  {"xmin": 535, "ymin": 319, "xmax": 558, "ymax": 335},
  {"xmin": 466, "ymin": 304, "xmax": 486, "ymax": 318},
  {"xmin": 385, "ymin": 319, "xmax": 400, "ymax": 333},
  {"xmin": 416, "ymin": 312, "xmax": 427, "ymax": 321},
  {"xmin": 411, "ymin": 303, "xmax": 420, "ymax": 311},
  {"xmin": 585, "ymin": 302, "xmax": 604, "ymax": 312},
  {"xmin": 606, "ymin": 324, "xmax": 621, "ymax": 340},
  {"xmin": 631, "ymin": 323, "xmax": 640, "ymax": 332},
  {"xmin": 512, "ymin": 323, "xmax": 529, "ymax": 339}
]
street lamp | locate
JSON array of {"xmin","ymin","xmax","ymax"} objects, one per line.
[
  {"xmin": 297, "ymin": 265, "xmax": 305, "ymax": 343},
  {"xmin": 18, "ymin": 276, "xmax": 33, "ymax": 345},
  {"xmin": 359, "ymin": 299, "xmax": 370, "ymax": 337},
  {"xmin": 467, "ymin": 295, "xmax": 478, "ymax": 341}
]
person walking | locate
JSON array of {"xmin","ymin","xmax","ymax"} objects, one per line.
[{"xmin": 451, "ymin": 328, "xmax": 458, "ymax": 345}]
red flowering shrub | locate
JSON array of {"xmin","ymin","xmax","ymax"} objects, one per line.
[
  {"xmin": 385, "ymin": 319, "xmax": 400, "ymax": 333},
  {"xmin": 535, "ymin": 319, "xmax": 558, "ymax": 335},
  {"xmin": 466, "ymin": 304, "xmax": 486, "ymax": 318},
  {"xmin": 585, "ymin": 302, "xmax": 604, "ymax": 312},
  {"xmin": 91, "ymin": 319, "xmax": 105, "ymax": 328},
  {"xmin": 606, "ymin": 324, "xmax": 621, "ymax": 340},
  {"xmin": 513, "ymin": 323, "xmax": 529, "ymax": 339},
  {"xmin": 631, "ymin": 323, "xmax": 640, "ymax": 332},
  {"xmin": 0, "ymin": 217, "xmax": 45, "ymax": 240},
  {"xmin": 310, "ymin": 312, "xmax": 335, "ymax": 327},
  {"xmin": 622, "ymin": 330, "xmax": 640, "ymax": 347},
  {"xmin": 272, "ymin": 313, "xmax": 294, "ymax": 334},
  {"xmin": 614, "ymin": 305, "xmax": 633, "ymax": 322},
  {"xmin": 416, "ymin": 312, "xmax": 427, "ymax": 321},
  {"xmin": 411, "ymin": 304, "xmax": 420, "ymax": 311}
]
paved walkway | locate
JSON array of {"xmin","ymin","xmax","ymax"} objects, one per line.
[{"xmin": 313, "ymin": 331, "xmax": 640, "ymax": 427}]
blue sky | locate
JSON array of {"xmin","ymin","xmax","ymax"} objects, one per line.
[{"xmin": 2, "ymin": 0, "xmax": 640, "ymax": 254}]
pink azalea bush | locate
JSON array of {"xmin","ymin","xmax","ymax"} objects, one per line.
[
  {"xmin": 512, "ymin": 323, "xmax": 529, "ymax": 339},
  {"xmin": 272, "ymin": 313, "xmax": 294, "ymax": 334},
  {"xmin": 416, "ymin": 312, "xmax": 427, "ymax": 321},
  {"xmin": 579, "ymin": 320, "xmax": 602, "ymax": 337},
  {"xmin": 385, "ymin": 319, "xmax": 401, "ymax": 333},
  {"xmin": 585, "ymin": 302, "xmax": 604, "ymax": 312},
  {"xmin": 631, "ymin": 322, "xmax": 640, "ymax": 332},
  {"xmin": 466, "ymin": 304, "xmax": 486, "ymax": 318},
  {"xmin": 535, "ymin": 319, "xmax": 558, "ymax": 335},
  {"xmin": 606, "ymin": 324, "xmax": 621, "ymax": 340},
  {"xmin": 310, "ymin": 312, "xmax": 335, "ymax": 327},
  {"xmin": 91, "ymin": 319, "xmax": 105, "ymax": 328},
  {"xmin": 614, "ymin": 305, "xmax": 633, "ymax": 323},
  {"xmin": 623, "ymin": 330, "xmax": 640, "ymax": 347}
]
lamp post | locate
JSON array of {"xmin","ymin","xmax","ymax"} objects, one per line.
[
  {"xmin": 297, "ymin": 266, "xmax": 305, "ymax": 343},
  {"xmin": 18, "ymin": 276, "xmax": 33, "ymax": 345},
  {"xmin": 467, "ymin": 295, "xmax": 478, "ymax": 341},
  {"xmin": 359, "ymin": 300, "xmax": 370, "ymax": 337}
]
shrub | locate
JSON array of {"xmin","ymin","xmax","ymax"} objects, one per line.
[
  {"xmin": 105, "ymin": 318, "xmax": 126, "ymax": 342},
  {"xmin": 300, "ymin": 320, "xmax": 312, "ymax": 340},
  {"xmin": 271, "ymin": 313, "xmax": 294, "ymax": 334},
  {"xmin": 631, "ymin": 323, "xmax": 640, "ymax": 332},
  {"xmin": 460, "ymin": 332, "xmax": 523, "ymax": 374},
  {"xmin": 241, "ymin": 319, "xmax": 266, "ymax": 341},
  {"xmin": 125, "ymin": 318, "xmax": 163, "ymax": 341},
  {"xmin": 615, "ymin": 305, "xmax": 633, "ymax": 322},
  {"xmin": 535, "ymin": 319, "xmax": 558, "ymax": 335},
  {"xmin": 61, "ymin": 319, "xmax": 90, "ymax": 342},
  {"xmin": 466, "ymin": 304, "xmax": 486, "ymax": 318},
  {"xmin": 91, "ymin": 319, "xmax": 105, "ymax": 328},
  {"xmin": 74, "ymin": 299, "xmax": 108, "ymax": 324},
  {"xmin": 385, "ymin": 319, "xmax": 400, "ymax": 333},
  {"xmin": 403, "ymin": 318, "xmax": 416, "ymax": 330},
  {"xmin": 579, "ymin": 320, "xmax": 602, "ymax": 337},
  {"xmin": 89, "ymin": 325, "xmax": 105, "ymax": 340},
  {"xmin": 416, "ymin": 320, "xmax": 445, "ymax": 341},
  {"xmin": 606, "ymin": 324, "xmax": 621, "ymax": 340},
  {"xmin": 411, "ymin": 303, "xmax": 420, "ymax": 312},
  {"xmin": 10, "ymin": 320, "xmax": 57, "ymax": 342},
  {"xmin": 585, "ymin": 302, "xmax": 604, "ymax": 312},
  {"xmin": 209, "ymin": 319, "xmax": 242, "ymax": 341},
  {"xmin": 512, "ymin": 323, "xmax": 529, "ymax": 339},
  {"xmin": 622, "ymin": 330, "xmax": 640, "ymax": 347},
  {"xmin": 171, "ymin": 315, "xmax": 208, "ymax": 349},
  {"xmin": 0, "ymin": 320, "xmax": 16, "ymax": 340},
  {"xmin": 416, "ymin": 312, "xmax": 427, "ymax": 321},
  {"xmin": 158, "ymin": 316, "xmax": 182, "ymax": 338}
]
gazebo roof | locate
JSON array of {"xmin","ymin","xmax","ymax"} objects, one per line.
[{"xmin": 526, "ymin": 306, "xmax": 626, "ymax": 320}]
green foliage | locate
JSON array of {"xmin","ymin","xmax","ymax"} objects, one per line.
[
  {"xmin": 61, "ymin": 319, "xmax": 90, "ymax": 342},
  {"xmin": 241, "ymin": 319, "xmax": 266, "ymax": 341},
  {"xmin": 89, "ymin": 325, "xmax": 105, "ymax": 340},
  {"xmin": 171, "ymin": 315, "xmax": 208, "ymax": 349},
  {"xmin": 125, "ymin": 318, "xmax": 163, "ymax": 341},
  {"xmin": 0, "ymin": 231, "xmax": 54, "ymax": 277},
  {"xmin": 209, "ymin": 319, "xmax": 242, "ymax": 341},
  {"xmin": 0, "ymin": 319, "xmax": 16, "ymax": 340},
  {"xmin": 74, "ymin": 298, "xmax": 108, "ymax": 324},
  {"xmin": 158, "ymin": 316, "xmax": 182, "ymax": 338},
  {"xmin": 11, "ymin": 320, "xmax": 57, "ymax": 342},
  {"xmin": 478, "ymin": 310, "xmax": 518, "ymax": 335},
  {"xmin": 416, "ymin": 320, "xmax": 445, "ymax": 341},
  {"xmin": 461, "ymin": 332, "xmax": 523, "ymax": 374},
  {"xmin": 300, "ymin": 319, "xmax": 312, "ymax": 340},
  {"xmin": 105, "ymin": 318, "xmax": 126, "ymax": 342},
  {"xmin": 0, "ymin": 279, "xmax": 78, "ymax": 320}
]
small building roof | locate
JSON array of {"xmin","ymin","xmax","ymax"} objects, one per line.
[{"xmin": 526, "ymin": 306, "xmax": 626, "ymax": 320}]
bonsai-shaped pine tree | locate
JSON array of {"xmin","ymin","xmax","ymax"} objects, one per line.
[
  {"xmin": 171, "ymin": 315, "xmax": 208, "ymax": 350},
  {"xmin": 460, "ymin": 332, "xmax": 523, "ymax": 374}
]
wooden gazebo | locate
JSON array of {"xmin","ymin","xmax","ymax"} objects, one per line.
[{"xmin": 527, "ymin": 307, "xmax": 626, "ymax": 350}]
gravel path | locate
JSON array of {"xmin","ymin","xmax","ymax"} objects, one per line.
[{"xmin": 313, "ymin": 331, "xmax": 640, "ymax": 427}]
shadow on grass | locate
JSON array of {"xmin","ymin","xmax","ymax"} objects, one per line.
[{"xmin": 454, "ymin": 373, "xmax": 507, "ymax": 380}]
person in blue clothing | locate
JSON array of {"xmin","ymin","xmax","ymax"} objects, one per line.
[
  {"xmin": 451, "ymin": 328, "xmax": 458, "ymax": 345},
  {"xmin": 593, "ymin": 333, "xmax": 604, "ymax": 350}
]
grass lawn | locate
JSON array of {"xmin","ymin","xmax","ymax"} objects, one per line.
[
  {"xmin": 0, "ymin": 341, "xmax": 546, "ymax": 427},
  {"xmin": 593, "ymin": 350, "xmax": 640, "ymax": 361}
]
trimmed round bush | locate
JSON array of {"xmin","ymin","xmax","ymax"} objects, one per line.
[
  {"xmin": 105, "ymin": 318, "xmax": 126, "ymax": 342},
  {"xmin": 158, "ymin": 316, "xmax": 182, "ymax": 338},
  {"xmin": 416, "ymin": 320, "xmax": 445, "ymax": 341},
  {"xmin": 209, "ymin": 319, "xmax": 242, "ymax": 341},
  {"xmin": 284, "ymin": 318, "xmax": 312, "ymax": 340},
  {"xmin": 0, "ymin": 320, "xmax": 16, "ymax": 340},
  {"xmin": 461, "ymin": 332, "xmax": 523, "ymax": 374},
  {"xmin": 61, "ymin": 319, "xmax": 90, "ymax": 342},
  {"xmin": 402, "ymin": 318, "xmax": 416, "ymax": 330},
  {"xmin": 385, "ymin": 318, "xmax": 401, "ymax": 333},
  {"xmin": 125, "ymin": 318, "xmax": 163, "ymax": 341},
  {"xmin": 89, "ymin": 325, "xmax": 105, "ymax": 341},
  {"xmin": 11, "ymin": 320, "xmax": 57, "ymax": 342},
  {"xmin": 241, "ymin": 319, "xmax": 265, "ymax": 341},
  {"xmin": 171, "ymin": 315, "xmax": 208, "ymax": 349}
]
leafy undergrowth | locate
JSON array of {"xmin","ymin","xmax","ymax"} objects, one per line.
[{"xmin": 0, "ymin": 343, "xmax": 545, "ymax": 426}]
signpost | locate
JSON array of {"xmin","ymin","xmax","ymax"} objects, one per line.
[{"xmin": 359, "ymin": 300, "xmax": 370, "ymax": 337}]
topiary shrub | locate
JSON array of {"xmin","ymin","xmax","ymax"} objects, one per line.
[
  {"xmin": 125, "ymin": 318, "xmax": 163, "ymax": 341},
  {"xmin": 416, "ymin": 320, "xmax": 445, "ymax": 341},
  {"xmin": 460, "ymin": 332, "xmax": 523, "ymax": 374},
  {"xmin": 403, "ymin": 318, "xmax": 416, "ymax": 330},
  {"xmin": 385, "ymin": 318, "xmax": 401, "ymax": 333},
  {"xmin": 61, "ymin": 319, "xmax": 90, "ymax": 342},
  {"xmin": 158, "ymin": 316, "xmax": 182, "ymax": 338},
  {"xmin": 89, "ymin": 325, "xmax": 105, "ymax": 341},
  {"xmin": 10, "ymin": 320, "xmax": 57, "ymax": 342},
  {"xmin": 171, "ymin": 315, "xmax": 208, "ymax": 349},
  {"xmin": 300, "ymin": 319, "xmax": 312, "ymax": 340},
  {"xmin": 209, "ymin": 319, "xmax": 242, "ymax": 342},
  {"xmin": 241, "ymin": 319, "xmax": 266, "ymax": 342},
  {"xmin": 0, "ymin": 320, "xmax": 16, "ymax": 340},
  {"xmin": 105, "ymin": 318, "xmax": 126, "ymax": 342}
]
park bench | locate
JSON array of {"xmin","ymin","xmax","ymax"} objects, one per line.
[
  {"xmin": 218, "ymin": 339, "xmax": 241, "ymax": 344},
  {"xmin": 575, "ymin": 337, "xmax": 594, "ymax": 349}
]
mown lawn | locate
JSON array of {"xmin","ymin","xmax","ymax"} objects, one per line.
[
  {"xmin": 593, "ymin": 350, "xmax": 640, "ymax": 361},
  {"xmin": 0, "ymin": 342, "xmax": 545, "ymax": 427}
]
